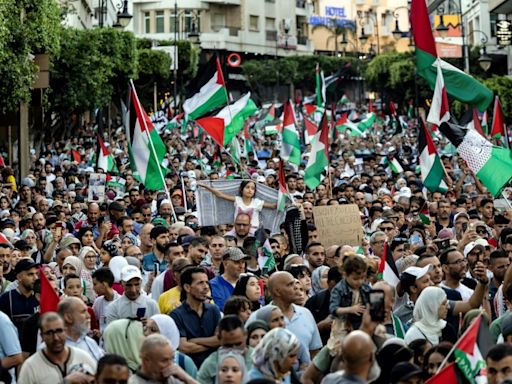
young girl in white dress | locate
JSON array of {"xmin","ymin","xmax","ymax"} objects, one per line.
[{"xmin": 200, "ymin": 180, "xmax": 277, "ymax": 229}]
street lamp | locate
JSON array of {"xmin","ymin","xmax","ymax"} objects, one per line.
[
  {"xmin": 357, "ymin": 9, "xmax": 380, "ymax": 55},
  {"xmin": 392, "ymin": 6, "xmax": 409, "ymax": 40},
  {"xmin": 467, "ymin": 29, "xmax": 492, "ymax": 72},
  {"xmin": 98, "ymin": 0, "xmax": 132, "ymax": 29}
]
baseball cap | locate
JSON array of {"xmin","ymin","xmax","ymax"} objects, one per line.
[
  {"xmin": 463, "ymin": 241, "xmax": 484, "ymax": 257},
  {"xmin": 402, "ymin": 265, "xmax": 433, "ymax": 280},
  {"xmin": 454, "ymin": 212, "xmax": 470, "ymax": 223},
  {"xmin": 474, "ymin": 238, "xmax": 490, "ymax": 248},
  {"xmin": 0, "ymin": 218, "xmax": 15, "ymax": 228},
  {"xmin": 14, "ymin": 258, "xmax": 38, "ymax": 275},
  {"xmin": 222, "ymin": 247, "xmax": 250, "ymax": 261},
  {"xmin": 390, "ymin": 362, "xmax": 423, "ymax": 384},
  {"xmin": 120, "ymin": 265, "xmax": 142, "ymax": 282}
]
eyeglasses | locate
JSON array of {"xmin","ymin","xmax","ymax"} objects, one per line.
[
  {"xmin": 476, "ymin": 228, "xmax": 487, "ymax": 235},
  {"xmin": 448, "ymin": 258, "xmax": 467, "ymax": 265},
  {"xmin": 42, "ymin": 328, "xmax": 65, "ymax": 337}
]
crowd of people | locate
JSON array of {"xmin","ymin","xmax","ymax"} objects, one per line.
[{"xmin": 0, "ymin": 107, "xmax": 511, "ymax": 384}]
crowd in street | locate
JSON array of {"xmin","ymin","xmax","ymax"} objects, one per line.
[{"xmin": 0, "ymin": 104, "xmax": 511, "ymax": 384}]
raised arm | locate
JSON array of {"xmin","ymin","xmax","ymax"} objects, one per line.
[{"xmin": 199, "ymin": 183, "xmax": 236, "ymax": 202}]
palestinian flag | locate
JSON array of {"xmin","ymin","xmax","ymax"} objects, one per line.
[
  {"xmin": 71, "ymin": 149, "xmax": 81, "ymax": 163},
  {"xmin": 376, "ymin": 242, "xmax": 400, "ymax": 286},
  {"xmin": 491, "ymin": 95, "xmax": 507, "ymax": 145},
  {"xmin": 277, "ymin": 160, "xmax": 290, "ymax": 211},
  {"xmin": 302, "ymin": 114, "xmax": 318, "ymax": 145},
  {"xmin": 410, "ymin": 0, "xmax": 493, "ymax": 111},
  {"xmin": 358, "ymin": 112, "xmax": 376, "ymax": 132},
  {"xmin": 304, "ymin": 112, "xmax": 329, "ymax": 189},
  {"xmin": 439, "ymin": 121, "xmax": 512, "ymax": 196},
  {"xmin": 229, "ymin": 137, "xmax": 242, "ymax": 165},
  {"xmin": 40, "ymin": 266, "xmax": 60, "ymax": 314},
  {"xmin": 255, "ymin": 226, "xmax": 276, "ymax": 273},
  {"xmin": 419, "ymin": 118, "xmax": 448, "ymax": 192},
  {"xmin": 97, "ymin": 135, "xmax": 118, "ymax": 173},
  {"xmin": 243, "ymin": 123, "xmax": 257, "ymax": 160},
  {"xmin": 336, "ymin": 113, "xmax": 364, "ymax": 137},
  {"xmin": 482, "ymin": 110, "xmax": 488, "ymax": 136},
  {"xmin": 468, "ymin": 108, "xmax": 485, "ymax": 137},
  {"xmin": 183, "ymin": 54, "xmax": 228, "ymax": 120},
  {"xmin": 265, "ymin": 103, "xmax": 276, "ymax": 122},
  {"xmin": 382, "ymin": 156, "xmax": 404, "ymax": 174},
  {"xmin": 128, "ymin": 80, "xmax": 168, "ymax": 191},
  {"xmin": 426, "ymin": 61, "xmax": 451, "ymax": 127},
  {"xmin": 407, "ymin": 100, "xmax": 415, "ymax": 119},
  {"xmin": 281, "ymin": 101, "xmax": 301, "ymax": 166},
  {"xmin": 426, "ymin": 314, "xmax": 491, "ymax": 384},
  {"xmin": 195, "ymin": 93, "xmax": 257, "ymax": 147}
]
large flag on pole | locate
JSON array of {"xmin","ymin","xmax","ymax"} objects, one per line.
[
  {"xmin": 183, "ymin": 54, "xmax": 228, "ymax": 120},
  {"xmin": 439, "ymin": 121, "xmax": 512, "ymax": 196},
  {"xmin": 418, "ymin": 118, "xmax": 448, "ymax": 192},
  {"xmin": 195, "ymin": 93, "xmax": 257, "ymax": 147},
  {"xmin": 376, "ymin": 242, "xmax": 400, "ymax": 286},
  {"xmin": 410, "ymin": 0, "xmax": 493, "ymax": 111},
  {"xmin": 426, "ymin": 62, "xmax": 451, "ymax": 127},
  {"xmin": 128, "ymin": 81, "xmax": 168, "ymax": 191},
  {"xmin": 304, "ymin": 112, "xmax": 329, "ymax": 189},
  {"xmin": 281, "ymin": 101, "xmax": 301, "ymax": 166}
]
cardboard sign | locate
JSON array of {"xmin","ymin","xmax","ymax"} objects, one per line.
[{"xmin": 312, "ymin": 204, "xmax": 363, "ymax": 247}]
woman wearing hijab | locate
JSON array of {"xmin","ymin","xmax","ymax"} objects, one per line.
[
  {"xmin": 249, "ymin": 328, "xmax": 301, "ymax": 383},
  {"xmin": 311, "ymin": 266, "xmax": 329, "ymax": 295},
  {"xmin": 144, "ymin": 314, "xmax": 198, "ymax": 378},
  {"xmin": 78, "ymin": 246, "xmax": 98, "ymax": 275},
  {"xmin": 216, "ymin": 351, "xmax": 248, "ymax": 384},
  {"xmin": 405, "ymin": 286, "xmax": 452, "ymax": 346},
  {"xmin": 61, "ymin": 255, "xmax": 95, "ymax": 303},
  {"xmin": 103, "ymin": 318, "xmax": 145, "ymax": 371}
]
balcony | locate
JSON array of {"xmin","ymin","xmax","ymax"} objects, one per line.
[
  {"xmin": 212, "ymin": 25, "xmax": 240, "ymax": 36},
  {"xmin": 266, "ymin": 30, "xmax": 277, "ymax": 41}
]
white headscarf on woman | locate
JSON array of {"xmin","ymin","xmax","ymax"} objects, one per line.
[
  {"xmin": 150, "ymin": 314, "xmax": 180, "ymax": 350},
  {"xmin": 409, "ymin": 286, "xmax": 447, "ymax": 345}
]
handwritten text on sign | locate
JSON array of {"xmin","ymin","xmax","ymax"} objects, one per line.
[{"xmin": 313, "ymin": 204, "xmax": 363, "ymax": 247}]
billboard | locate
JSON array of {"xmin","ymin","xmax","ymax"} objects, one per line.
[{"xmin": 432, "ymin": 14, "xmax": 463, "ymax": 58}]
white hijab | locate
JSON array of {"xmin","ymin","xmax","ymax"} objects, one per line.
[{"xmin": 412, "ymin": 286, "xmax": 447, "ymax": 345}]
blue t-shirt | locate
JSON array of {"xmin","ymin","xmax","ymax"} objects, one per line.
[{"xmin": 209, "ymin": 275, "xmax": 234, "ymax": 311}]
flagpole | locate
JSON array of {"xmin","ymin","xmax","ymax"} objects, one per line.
[
  {"xmin": 180, "ymin": 176, "xmax": 188, "ymax": 212},
  {"xmin": 130, "ymin": 80, "xmax": 177, "ymax": 223},
  {"xmin": 502, "ymin": 191, "xmax": 512, "ymax": 210}
]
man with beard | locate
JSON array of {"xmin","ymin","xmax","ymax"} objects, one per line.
[
  {"xmin": 435, "ymin": 199, "xmax": 453, "ymax": 232},
  {"xmin": 306, "ymin": 242, "xmax": 325, "ymax": 273},
  {"xmin": 440, "ymin": 248, "xmax": 475, "ymax": 301},
  {"xmin": 201, "ymin": 235, "xmax": 226, "ymax": 275},
  {"xmin": 170, "ymin": 267, "xmax": 221, "ymax": 367},
  {"xmin": 142, "ymin": 225, "xmax": 170, "ymax": 274},
  {"xmin": 489, "ymin": 250, "xmax": 510, "ymax": 320},
  {"xmin": 232, "ymin": 213, "xmax": 252, "ymax": 246},
  {"xmin": 18, "ymin": 312, "xmax": 96, "ymax": 384},
  {"xmin": 415, "ymin": 254, "xmax": 443, "ymax": 286},
  {"xmin": 56, "ymin": 297, "xmax": 104, "ymax": 362},
  {"xmin": 0, "ymin": 244, "xmax": 15, "ymax": 283},
  {"xmin": 106, "ymin": 265, "xmax": 159, "ymax": 323},
  {"xmin": 0, "ymin": 259, "xmax": 39, "ymax": 335}
]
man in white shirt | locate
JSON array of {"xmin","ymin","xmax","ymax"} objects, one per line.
[
  {"xmin": 19, "ymin": 312, "xmax": 96, "ymax": 384},
  {"xmin": 57, "ymin": 297, "xmax": 104, "ymax": 362},
  {"xmin": 106, "ymin": 265, "xmax": 159, "ymax": 323}
]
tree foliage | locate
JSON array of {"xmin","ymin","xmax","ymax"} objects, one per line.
[
  {"xmin": 483, "ymin": 76, "xmax": 512, "ymax": 118},
  {"xmin": 0, "ymin": 0, "xmax": 61, "ymax": 113}
]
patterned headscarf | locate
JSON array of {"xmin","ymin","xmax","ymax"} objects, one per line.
[
  {"xmin": 311, "ymin": 266, "xmax": 329, "ymax": 295},
  {"xmin": 252, "ymin": 328, "xmax": 300, "ymax": 380}
]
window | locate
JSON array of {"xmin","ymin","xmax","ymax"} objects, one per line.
[
  {"xmin": 170, "ymin": 12, "xmax": 179, "ymax": 34},
  {"xmin": 144, "ymin": 12, "xmax": 150, "ymax": 33},
  {"xmin": 265, "ymin": 17, "xmax": 275, "ymax": 31},
  {"xmin": 156, "ymin": 11, "xmax": 164, "ymax": 33},
  {"xmin": 212, "ymin": 13, "xmax": 225, "ymax": 32},
  {"xmin": 249, "ymin": 15, "xmax": 259, "ymax": 31}
]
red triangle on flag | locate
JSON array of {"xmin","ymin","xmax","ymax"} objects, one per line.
[
  {"xmin": 278, "ymin": 160, "xmax": 288, "ymax": 194},
  {"xmin": 303, "ymin": 103, "xmax": 317, "ymax": 115},
  {"xmin": 283, "ymin": 101, "xmax": 295, "ymax": 127},
  {"xmin": 492, "ymin": 95, "xmax": 506, "ymax": 140},
  {"xmin": 318, "ymin": 112, "xmax": 330, "ymax": 158},
  {"xmin": 71, "ymin": 149, "xmax": 81, "ymax": 163},
  {"xmin": 425, "ymin": 362, "xmax": 459, "ymax": 384},
  {"xmin": 39, "ymin": 266, "xmax": 60, "ymax": 314},
  {"xmin": 472, "ymin": 108, "xmax": 485, "ymax": 137},
  {"xmin": 195, "ymin": 117, "xmax": 225, "ymax": 147},
  {"xmin": 216, "ymin": 56, "xmax": 226, "ymax": 86},
  {"xmin": 303, "ymin": 115, "xmax": 318, "ymax": 137},
  {"xmin": 98, "ymin": 135, "xmax": 109, "ymax": 156},
  {"xmin": 131, "ymin": 82, "xmax": 155, "ymax": 133},
  {"xmin": 421, "ymin": 118, "xmax": 438, "ymax": 156},
  {"xmin": 336, "ymin": 112, "xmax": 348, "ymax": 127}
]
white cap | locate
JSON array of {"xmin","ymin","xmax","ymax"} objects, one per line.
[
  {"xmin": 340, "ymin": 172, "xmax": 350, "ymax": 179},
  {"xmin": 121, "ymin": 265, "xmax": 142, "ymax": 282},
  {"xmin": 403, "ymin": 265, "xmax": 433, "ymax": 280},
  {"xmin": 463, "ymin": 241, "xmax": 484, "ymax": 257},
  {"xmin": 399, "ymin": 187, "xmax": 412, "ymax": 198},
  {"xmin": 474, "ymin": 238, "xmax": 490, "ymax": 248}
]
